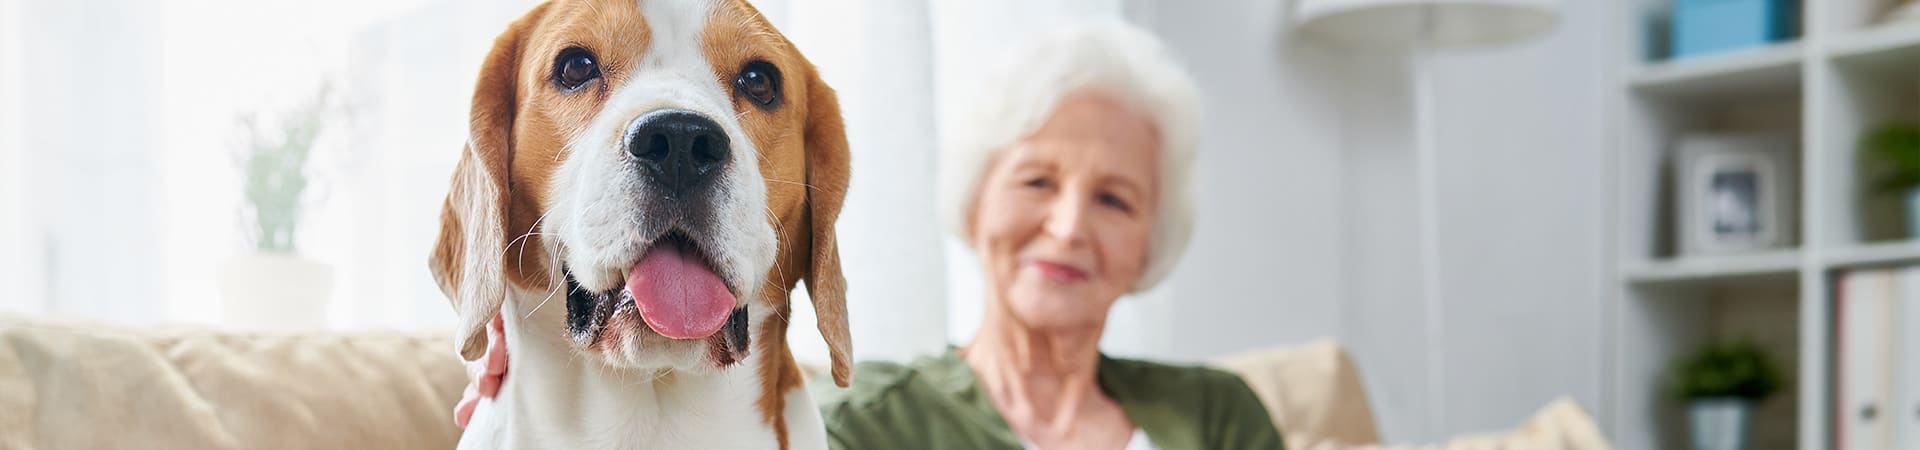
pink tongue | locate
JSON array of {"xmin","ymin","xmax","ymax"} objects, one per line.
[{"xmin": 626, "ymin": 243, "xmax": 735, "ymax": 340}]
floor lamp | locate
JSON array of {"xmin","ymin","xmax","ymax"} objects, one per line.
[{"xmin": 1291, "ymin": 0, "xmax": 1561, "ymax": 436}]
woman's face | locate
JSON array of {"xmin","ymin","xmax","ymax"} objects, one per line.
[{"xmin": 971, "ymin": 90, "xmax": 1160, "ymax": 332}]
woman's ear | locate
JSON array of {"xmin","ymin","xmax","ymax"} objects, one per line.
[
  {"xmin": 801, "ymin": 67, "xmax": 854, "ymax": 388},
  {"xmin": 429, "ymin": 3, "xmax": 547, "ymax": 361}
]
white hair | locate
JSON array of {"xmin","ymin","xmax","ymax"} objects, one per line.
[{"xmin": 937, "ymin": 19, "xmax": 1201, "ymax": 292}]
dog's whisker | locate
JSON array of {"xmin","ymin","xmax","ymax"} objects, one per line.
[
  {"xmin": 526, "ymin": 192, "xmax": 616, "ymax": 321},
  {"xmin": 764, "ymin": 177, "xmax": 846, "ymax": 198},
  {"xmin": 763, "ymin": 178, "xmax": 823, "ymax": 192},
  {"xmin": 506, "ymin": 232, "xmax": 555, "ymax": 262},
  {"xmin": 763, "ymin": 204, "xmax": 789, "ymax": 285},
  {"xmin": 504, "ymin": 209, "xmax": 559, "ymax": 269},
  {"xmin": 524, "ymin": 275, "xmax": 565, "ymax": 319},
  {"xmin": 526, "ymin": 239, "xmax": 568, "ymax": 322}
]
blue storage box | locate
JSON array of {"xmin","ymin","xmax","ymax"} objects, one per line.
[{"xmin": 1671, "ymin": 0, "xmax": 1797, "ymax": 58}]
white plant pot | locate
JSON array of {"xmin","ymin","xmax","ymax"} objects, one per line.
[
  {"xmin": 220, "ymin": 253, "xmax": 334, "ymax": 330},
  {"xmin": 1688, "ymin": 397, "xmax": 1752, "ymax": 450}
]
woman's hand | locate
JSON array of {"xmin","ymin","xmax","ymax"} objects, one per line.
[{"xmin": 454, "ymin": 313, "xmax": 508, "ymax": 428}]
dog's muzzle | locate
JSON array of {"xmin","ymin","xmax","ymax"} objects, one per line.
[{"xmin": 555, "ymin": 108, "xmax": 754, "ymax": 367}]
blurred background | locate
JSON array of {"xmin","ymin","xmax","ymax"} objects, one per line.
[{"xmin": 1, "ymin": 0, "xmax": 1917, "ymax": 449}]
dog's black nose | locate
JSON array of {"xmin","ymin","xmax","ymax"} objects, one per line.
[{"xmin": 627, "ymin": 110, "xmax": 730, "ymax": 194}]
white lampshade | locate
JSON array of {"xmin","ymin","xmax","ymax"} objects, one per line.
[{"xmin": 1293, "ymin": 0, "xmax": 1561, "ymax": 49}]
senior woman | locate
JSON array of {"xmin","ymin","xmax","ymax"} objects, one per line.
[{"xmin": 812, "ymin": 21, "xmax": 1282, "ymax": 450}]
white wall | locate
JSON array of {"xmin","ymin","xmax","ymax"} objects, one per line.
[
  {"xmin": 1136, "ymin": 0, "xmax": 1353, "ymax": 361},
  {"xmin": 1337, "ymin": 49, "xmax": 1435, "ymax": 441},
  {"xmin": 1139, "ymin": 0, "xmax": 1610, "ymax": 444},
  {"xmin": 1425, "ymin": 0, "xmax": 1609, "ymax": 437},
  {"xmin": 1139, "ymin": 0, "xmax": 1454, "ymax": 441}
]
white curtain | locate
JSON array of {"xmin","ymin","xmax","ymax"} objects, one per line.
[
  {"xmin": 0, "ymin": 0, "xmax": 169, "ymax": 323},
  {"xmin": 0, "ymin": 0, "xmax": 536, "ymax": 328},
  {"xmin": 0, "ymin": 0, "xmax": 39, "ymax": 314}
]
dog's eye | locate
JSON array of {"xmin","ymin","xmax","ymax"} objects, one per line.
[
  {"xmin": 553, "ymin": 48, "xmax": 601, "ymax": 91},
  {"xmin": 735, "ymin": 61, "xmax": 781, "ymax": 109}
]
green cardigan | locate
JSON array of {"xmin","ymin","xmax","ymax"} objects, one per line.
[{"xmin": 811, "ymin": 349, "xmax": 1285, "ymax": 450}]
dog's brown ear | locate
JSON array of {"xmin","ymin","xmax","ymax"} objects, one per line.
[
  {"xmin": 802, "ymin": 68, "xmax": 854, "ymax": 387},
  {"xmin": 430, "ymin": 6, "xmax": 543, "ymax": 361}
]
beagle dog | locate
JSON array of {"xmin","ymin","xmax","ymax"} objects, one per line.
[{"xmin": 427, "ymin": 0, "xmax": 852, "ymax": 448}]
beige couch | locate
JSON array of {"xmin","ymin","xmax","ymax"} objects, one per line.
[{"xmin": 0, "ymin": 317, "xmax": 1610, "ymax": 449}]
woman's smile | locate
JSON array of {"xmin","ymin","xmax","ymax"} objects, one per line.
[{"xmin": 1027, "ymin": 258, "xmax": 1091, "ymax": 283}]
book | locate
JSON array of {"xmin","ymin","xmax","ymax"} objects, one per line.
[
  {"xmin": 1838, "ymin": 268, "xmax": 1894, "ymax": 450},
  {"xmin": 1897, "ymin": 266, "xmax": 1920, "ymax": 450}
]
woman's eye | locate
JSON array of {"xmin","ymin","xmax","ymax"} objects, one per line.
[
  {"xmin": 553, "ymin": 48, "xmax": 601, "ymax": 91},
  {"xmin": 1023, "ymin": 177, "xmax": 1052, "ymax": 189},
  {"xmin": 1098, "ymin": 193, "xmax": 1131, "ymax": 212},
  {"xmin": 735, "ymin": 60, "xmax": 782, "ymax": 108}
]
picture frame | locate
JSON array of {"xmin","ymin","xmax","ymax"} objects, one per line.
[{"xmin": 1677, "ymin": 133, "xmax": 1799, "ymax": 256}]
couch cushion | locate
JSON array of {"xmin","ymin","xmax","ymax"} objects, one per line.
[
  {"xmin": 1212, "ymin": 338, "xmax": 1384, "ymax": 449},
  {"xmin": 1211, "ymin": 339, "xmax": 1614, "ymax": 450}
]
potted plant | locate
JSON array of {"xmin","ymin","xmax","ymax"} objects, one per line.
[
  {"xmin": 221, "ymin": 85, "xmax": 336, "ymax": 330},
  {"xmin": 1863, "ymin": 120, "xmax": 1920, "ymax": 238},
  {"xmin": 1671, "ymin": 338, "xmax": 1783, "ymax": 450}
]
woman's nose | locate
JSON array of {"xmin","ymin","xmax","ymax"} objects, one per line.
[{"xmin": 1042, "ymin": 194, "xmax": 1091, "ymax": 245}]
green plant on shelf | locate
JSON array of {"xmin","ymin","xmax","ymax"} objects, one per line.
[
  {"xmin": 1864, "ymin": 120, "xmax": 1920, "ymax": 193},
  {"xmin": 1670, "ymin": 337, "xmax": 1783, "ymax": 401}
]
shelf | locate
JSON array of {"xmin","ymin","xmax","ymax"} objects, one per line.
[
  {"xmin": 1622, "ymin": 249, "xmax": 1802, "ymax": 287},
  {"xmin": 1824, "ymin": 241, "xmax": 1920, "ymax": 270},
  {"xmin": 1628, "ymin": 41, "xmax": 1804, "ymax": 102},
  {"xmin": 1829, "ymin": 22, "xmax": 1920, "ymax": 62}
]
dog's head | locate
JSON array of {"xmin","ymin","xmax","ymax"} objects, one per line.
[{"xmin": 429, "ymin": 0, "xmax": 852, "ymax": 387}]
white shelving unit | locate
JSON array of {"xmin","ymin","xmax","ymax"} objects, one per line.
[{"xmin": 1608, "ymin": 1, "xmax": 1920, "ymax": 449}]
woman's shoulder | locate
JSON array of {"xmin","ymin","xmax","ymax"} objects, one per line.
[
  {"xmin": 810, "ymin": 354, "xmax": 1017, "ymax": 449},
  {"xmin": 1100, "ymin": 355, "xmax": 1287, "ymax": 449},
  {"xmin": 811, "ymin": 358, "xmax": 942, "ymax": 410},
  {"xmin": 1098, "ymin": 354, "xmax": 1250, "ymax": 389},
  {"xmin": 811, "ymin": 352, "xmax": 986, "ymax": 424},
  {"xmin": 1098, "ymin": 354, "xmax": 1271, "ymax": 417}
]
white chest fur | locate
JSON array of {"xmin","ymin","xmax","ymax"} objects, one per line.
[{"xmin": 457, "ymin": 298, "xmax": 825, "ymax": 450}]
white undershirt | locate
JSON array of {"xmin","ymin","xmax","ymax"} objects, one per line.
[
  {"xmin": 1124, "ymin": 430, "xmax": 1158, "ymax": 450},
  {"xmin": 1021, "ymin": 430, "xmax": 1158, "ymax": 450}
]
